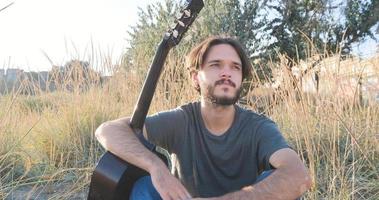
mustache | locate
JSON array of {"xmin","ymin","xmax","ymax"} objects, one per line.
[{"xmin": 215, "ymin": 79, "xmax": 236, "ymax": 88}]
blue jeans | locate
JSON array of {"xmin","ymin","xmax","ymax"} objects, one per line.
[
  {"xmin": 130, "ymin": 176, "xmax": 162, "ymax": 200},
  {"xmin": 130, "ymin": 170, "xmax": 275, "ymax": 200}
]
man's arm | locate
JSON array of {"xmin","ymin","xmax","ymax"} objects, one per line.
[
  {"xmin": 201, "ymin": 148, "xmax": 312, "ymax": 200},
  {"xmin": 95, "ymin": 117, "xmax": 191, "ymax": 200},
  {"xmin": 95, "ymin": 117, "xmax": 159, "ymax": 172}
]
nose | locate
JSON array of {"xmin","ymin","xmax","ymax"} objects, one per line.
[{"xmin": 220, "ymin": 65, "xmax": 232, "ymax": 79}]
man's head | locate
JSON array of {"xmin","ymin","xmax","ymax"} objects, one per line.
[{"xmin": 186, "ymin": 36, "xmax": 252, "ymax": 105}]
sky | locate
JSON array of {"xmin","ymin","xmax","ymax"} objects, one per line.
[
  {"xmin": 0, "ymin": 0, "xmax": 159, "ymax": 72},
  {"xmin": 0, "ymin": 0, "xmax": 378, "ymax": 73}
]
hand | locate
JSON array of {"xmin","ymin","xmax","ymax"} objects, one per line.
[{"xmin": 150, "ymin": 164, "xmax": 191, "ymax": 200}]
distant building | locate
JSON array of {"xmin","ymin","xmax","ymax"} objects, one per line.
[
  {"xmin": 6, "ymin": 68, "xmax": 24, "ymax": 82},
  {"xmin": 0, "ymin": 69, "xmax": 4, "ymax": 80},
  {"xmin": 38, "ymin": 71, "xmax": 49, "ymax": 82},
  {"xmin": 37, "ymin": 71, "xmax": 50, "ymax": 91},
  {"xmin": 294, "ymin": 55, "xmax": 379, "ymax": 104}
]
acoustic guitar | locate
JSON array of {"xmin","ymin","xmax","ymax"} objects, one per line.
[{"xmin": 87, "ymin": 1, "xmax": 204, "ymax": 199}]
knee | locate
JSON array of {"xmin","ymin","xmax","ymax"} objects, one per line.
[{"xmin": 130, "ymin": 176, "xmax": 161, "ymax": 200}]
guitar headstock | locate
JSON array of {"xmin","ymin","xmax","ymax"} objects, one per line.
[{"xmin": 165, "ymin": 0, "xmax": 204, "ymax": 47}]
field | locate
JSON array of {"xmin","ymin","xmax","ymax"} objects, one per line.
[{"xmin": 0, "ymin": 52, "xmax": 378, "ymax": 199}]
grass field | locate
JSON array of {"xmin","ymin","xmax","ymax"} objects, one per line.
[{"xmin": 0, "ymin": 52, "xmax": 378, "ymax": 199}]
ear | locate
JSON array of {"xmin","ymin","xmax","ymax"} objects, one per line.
[
  {"xmin": 191, "ymin": 70, "xmax": 199, "ymax": 84},
  {"xmin": 191, "ymin": 70, "xmax": 199, "ymax": 87}
]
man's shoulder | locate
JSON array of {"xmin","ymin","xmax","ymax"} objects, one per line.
[
  {"xmin": 236, "ymin": 104, "xmax": 275, "ymax": 126},
  {"xmin": 236, "ymin": 105, "xmax": 284, "ymax": 142},
  {"xmin": 157, "ymin": 101, "xmax": 199, "ymax": 120},
  {"xmin": 156, "ymin": 102, "xmax": 197, "ymax": 113},
  {"xmin": 175, "ymin": 101, "xmax": 200, "ymax": 113}
]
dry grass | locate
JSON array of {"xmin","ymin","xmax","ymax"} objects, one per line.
[{"xmin": 0, "ymin": 50, "xmax": 378, "ymax": 199}]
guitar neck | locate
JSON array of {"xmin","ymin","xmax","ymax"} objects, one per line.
[{"xmin": 129, "ymin": 37, "xmax": 172, "ymax": 131}]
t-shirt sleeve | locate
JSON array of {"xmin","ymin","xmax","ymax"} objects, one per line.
[
  {"xmin": 256, "ymin": 119, "xmax": 290, "ymax": 170},
  {"xmin": 144, "ymin": 107, "xmax": 186, "ymax": 153}
]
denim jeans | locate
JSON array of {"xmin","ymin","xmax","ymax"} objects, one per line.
[
  {"xmin": 130, "ymin": 176, "xmax": 162, "ymax": 200},
  {"xmin": 130, "ymin": 170, "xmax": 275, "ymax": 200}
]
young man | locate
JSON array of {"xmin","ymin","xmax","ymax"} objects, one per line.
[{"xmin": 95, "ymin": 36, "xmax": 312, "ymax": 200}]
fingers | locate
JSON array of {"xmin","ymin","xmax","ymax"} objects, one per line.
[
  {"xmin": 150, "ymin": 167, "xmax": 191, "ymax": 200},
  {"xmin": 163, "ymin": 180, "xmax": 191, "ymax": 200},
  {"xmin": 160, "ymin": 180, "xmax": 191, "ymax": 200},
  {"xmin": 160, "ymin": 191, "xmax": 189, "ymax": 200},
  {"xmin": 174, "ymin": 185, "xmax": 191, "ymax": 200}
]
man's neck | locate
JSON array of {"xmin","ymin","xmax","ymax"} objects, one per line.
[{"xmin": 200, "ymin": 99, "xmax": 236, "ymax": 136}]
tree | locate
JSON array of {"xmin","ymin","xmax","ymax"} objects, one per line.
[
  {"xmin": 49, "ymin": 60, "xmax": 101, "ymax": 92},
  {"xmin": 123, "ymin": 0, "xmax": 379, "ymax": 84},
  {"xmin": 341, "ymin": 0, "xmax": 379, "ymax": 54},
  {"xmin": 123, "ymin": 0, "xmax": 264, "ymax": 74},
  {"xmin": 261, "ymin": 0, "xmax": 379, "ymax": 63}
]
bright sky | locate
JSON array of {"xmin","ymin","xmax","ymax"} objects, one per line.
[
  {"xmin": 0, "ymin": 0, "xmax": 160, "ymax": 72},
  {"xmin": 0, "ymin": 0, "xmax": 377, "ymax": 73}
]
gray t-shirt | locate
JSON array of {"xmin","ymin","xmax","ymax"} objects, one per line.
[{"xmin": 145, "ymin": 102, "xmax": 290, "ymax": 198}]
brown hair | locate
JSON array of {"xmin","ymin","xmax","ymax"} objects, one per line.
[{"xmin": 186, "ymin": 36, "xmax": 252, "ymax": 81}]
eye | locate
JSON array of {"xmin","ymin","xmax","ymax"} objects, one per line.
[
  {"xmin": 233, "ymin": 65, "xmax": 242, "ymax": 70},
  {"xmin": 209, "ymin": 63, "xmax": 220, "ymax": 67}
]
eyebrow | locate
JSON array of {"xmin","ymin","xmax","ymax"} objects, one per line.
[{"xmin": 207, "ymin": 59, "xmax": 242, "ymax": 66}]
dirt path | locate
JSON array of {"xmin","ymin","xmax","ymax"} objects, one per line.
[{"xmin": 5, "ymin": 184, "xmax": 87, "ymax": 200}]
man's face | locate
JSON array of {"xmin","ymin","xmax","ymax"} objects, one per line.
[{"xmin": 192, "ymin": 44, "xmax": 243, "ymax": 105}]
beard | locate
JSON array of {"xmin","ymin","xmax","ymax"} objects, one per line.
[{"xmin": 204, "ymin": 80, "xmax": 241, "ymax": 106}]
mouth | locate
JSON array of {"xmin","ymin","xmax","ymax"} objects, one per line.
[{"xmin": 215, "ymin": 79, "xmax": 236, "ymax": 88}]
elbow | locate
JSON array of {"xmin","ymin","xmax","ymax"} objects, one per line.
[
  {"xmin": 95, "ymin": 117, "xmax": 132, "ymax": 148},
  {"xmin": 305, "ymin": 172, "xmax": 313, "ymax": 190},
  {"xmin": 286, "ymin": 163, "xmax": 313, "ymax": 197},
  {"xmin": 95, "ymin": 121, "xmax": 112, "ymax": 144},
  {"xmin": 298, "ymin": 169, "xmax": 313, "ymax": 195}
]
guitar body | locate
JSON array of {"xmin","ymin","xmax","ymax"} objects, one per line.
[
  {"xmin": 88, "ymin": 150, "xmax": 168, "ymax": 200},
  {"xmin": 88, "ymin": 1, "xmax": 204, "ymax": 199}
]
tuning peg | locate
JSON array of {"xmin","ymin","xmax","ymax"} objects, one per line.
[
  {"xmin": 176, "ymin": 19, "xmax": 185, "ymax": 27},
  {"xmin": 174, "ymin": 19, "xmax": 186, "ymax": 27},
  {"xmin": 183, "ymin": 9, "xmax": 191, "ymax": 17},
  {"xmin": 173, "ymin": 30, "xmax": 179, "ymax": 38}
]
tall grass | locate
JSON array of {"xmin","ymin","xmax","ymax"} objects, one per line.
[{"xmin": 0, "ymin": 50, "xmax": 378, "ymax": 199}]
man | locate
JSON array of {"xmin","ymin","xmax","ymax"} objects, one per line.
[{"xmin": 95, "ymin": 36, "xmax": 312, "ymax": 200}]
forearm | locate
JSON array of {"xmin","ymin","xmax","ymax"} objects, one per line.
[
  {"xmin": 95, "ymin": 118, "xmax": 166, "ymax": 173},
  {"xmin": 214, "ymin": 166, "xmax": 311, "ymax": 200}
]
